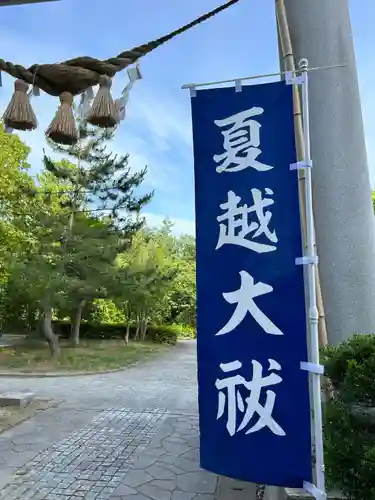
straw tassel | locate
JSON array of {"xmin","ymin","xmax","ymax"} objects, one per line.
[
  {"xmin": 46, "ymin": 92, "xmax": 78, "ymax": 145},
  {"xmin": 86, "ymin": 75, "xmax": 119, "ymax": 128},
  {"xmin": 3, "ymin": 79, "xmax": 37, "ymax": 131}
]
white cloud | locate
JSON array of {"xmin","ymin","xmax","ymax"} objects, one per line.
[
  {"xmin": 112, "ymin": 129, "xmax": 187, "ymax": 194},
  {"xmin": 126, "ymin": 85, "xmax": 192, "ymax": 151},
  {"xmin": 143, "ymin": 212, "xmax": 195, "ymax": 236}
]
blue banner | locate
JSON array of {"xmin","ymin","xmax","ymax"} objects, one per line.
[{"xmin": 191, "ymin": 81, "xmax": 312, "ymax": 488}]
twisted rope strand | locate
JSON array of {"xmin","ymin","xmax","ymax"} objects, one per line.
[{"xmin": 0, "ymin": 0, "xmax": 241, "ymax": 97}]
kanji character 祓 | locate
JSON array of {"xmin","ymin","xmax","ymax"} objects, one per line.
[{"xmin": 216, "ymin": 358, "xmax": 285, "ymax": 437}]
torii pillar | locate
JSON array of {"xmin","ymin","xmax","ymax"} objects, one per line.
[{"xmin": 280, "ymin": 0, "xmax": 375, "ymax": 345}]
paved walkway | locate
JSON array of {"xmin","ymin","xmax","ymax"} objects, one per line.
[
  {"xmin": 0, "ymin": 341, "xmax": 255, "ymax": 500},
  {"xmin": 0, "ymin": 335, "xmax": 26, "ymax": 348},
  {"xmin": 0, "ymin": 340, "xmax": 197, "ymax": 412}
]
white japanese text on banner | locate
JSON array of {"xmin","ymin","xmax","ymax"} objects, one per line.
[{"xmin": 191, "ymin": 81, "xmax": 312, "ymax": 488}]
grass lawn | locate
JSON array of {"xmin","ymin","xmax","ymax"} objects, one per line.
[{"xmin": 0, "ymin": 339, "xmax": 170, "ymax": 373}]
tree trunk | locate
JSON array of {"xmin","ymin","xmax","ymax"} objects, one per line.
[
  {"xmin": 70, "ymin": 299, "xmax": 86, "ymax": 346},
  {"xmin": 140, "ymin": 317, "xmax": 148, "ymax": 341},
  {"xmin": 26, "ymin": 305, "xmax": 34, "ymax": 334},
  {"xmin": 123, "ymin": 304, "xmax": 131, "ymax": 345},
  {"xmin": 135, "ymin": 316, "xmax": 141, "ymax": 341},
  {"xmin": 42, "ymin": 306, "xmax": 60, "ymax": 358},
  {"xmin": 123, "ymin": 323, "xmax": 130, "ymax": 345}
]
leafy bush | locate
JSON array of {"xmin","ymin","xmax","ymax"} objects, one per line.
[
  {"xmin": 89, "ymin": 299, "xmax": 126, "ymax": 325},
  {"xmin": 323, "ymin": 334, "xmax": 375, "ymax": 406},
  {"xmin": 324, "ymin": 399, "xmax": 375, "ymax": 500},
  {"xmin": 168, "ymin": 323, "xmax": 196, "ymax": 339},
  {"xmin": 52, "ymin": 321, "xmax": 178, "ymax": 345},
  {"xmin": 147, "ymin": 325, "xmax": 179, "ymax": 345},
  {"xmin": 323, "ymin": 334, "xmax": 375, "ymax": 499}
]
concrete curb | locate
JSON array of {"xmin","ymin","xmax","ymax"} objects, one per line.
[
  {"xmin": 0, "ymin": 343, "xmax": 176, "ymax": 378},
  {"xmin": 0, "ymin": 353, "xmax": 170, "ymax": 378},
  {"xmin": 0, "ymin": 367, "xmax": 130, "ymax": 378},
  {"xmin": 264, "ymin": 486, "xmax": 343, "ymax": 500}
]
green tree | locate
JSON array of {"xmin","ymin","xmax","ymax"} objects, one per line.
[
  {"xmin": 113, "ymin": 227, "xmax": 176, "ymax": 342},
  {"xmin": 7, "ymin": 120, "xmax": 152, "ymax": 355},
  {"xmin": 0, "ymin": 125, "xmax": 41, "ymax": 282},
  {"xmin": 113, "ymin": 222, "xmax": 195, "ymax": 340},
  {"xmin": 40, "ymin": 121, "xmax": 152, "ymax": 347},
  {"xmin": 6, "ymin": 208, "xmax": 71, "ymax": 356},
  {"xmin": 60, "ymin": 213, "xmax": 126, "ymax": 345},
  {"xmin": 166, "ymin": 234, "xmax": 196, "ymax": 327},
  {"xmin": 140, "ymin": 221, "xmax": 196, "ymax": 328},
  {"xmin": 0, "ymin": 126, "xmax": 61, "ymax": 333}
]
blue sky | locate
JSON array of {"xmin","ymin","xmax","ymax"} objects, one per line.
[{"xmin": 0, "ymin": 0, "xmax": 374, "ymax": 235}]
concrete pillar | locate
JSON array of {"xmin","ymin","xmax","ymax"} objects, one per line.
[
  {"xmin": 263, "ymin": 486, "xmax": 342, "ymax": 500},
  {"xmin": 282, "ymin": 0, "xmax": 375, "ymax": 344},
  {"xmin": 215, "ymin": 477, "xmax": 256, "ymax": 500}
]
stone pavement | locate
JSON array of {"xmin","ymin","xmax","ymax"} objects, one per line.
[
  {"xmin": 0, "ymin": 341, "xmax": 197, "ymax": 412},
  {"xmin": 0, "ymin": 341, "xmax": 256, "ymax": 499}
]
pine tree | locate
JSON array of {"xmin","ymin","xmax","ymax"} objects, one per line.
[
  {"xmin": 36, "ymin": 120, "xmax": 153, "ymax": 350},
  {"xmin": 43, "ymin": 121, "xmax": 152, "ymax": 236}
]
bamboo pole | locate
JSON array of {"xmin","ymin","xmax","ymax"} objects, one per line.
[{"xmin": 276, "ymin": 0, "xmax": 328, "ymax": 348}]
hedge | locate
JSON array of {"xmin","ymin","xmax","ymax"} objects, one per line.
[
  {"xmin": 322, "ymin": 333, "xmax": 375, "ymax": 406},
  {"xmin": 52, "ymin": 321, "xmax": 178, "ymax": 345},
  {"xmin": 322, "ymin": 334, "xmax": 375, "ymax": 499}
]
